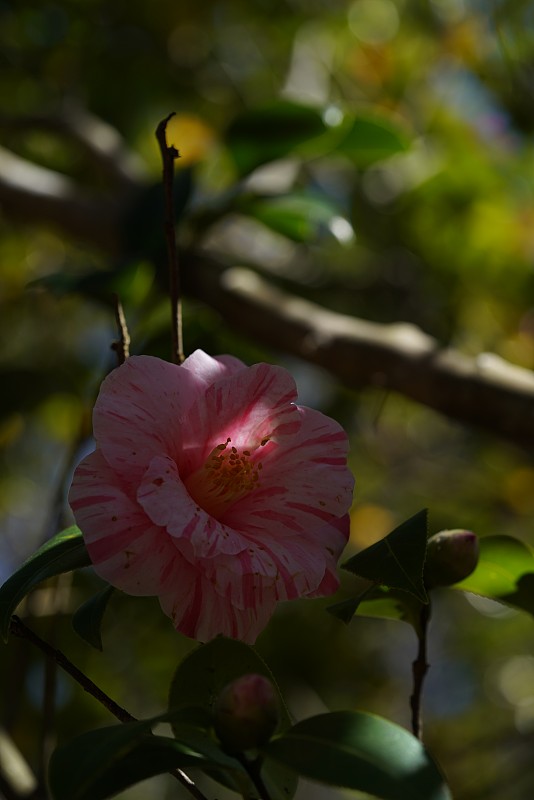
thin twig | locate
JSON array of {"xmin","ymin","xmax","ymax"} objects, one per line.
[
  {"xmin": 10, "ymin": 616, "xmax": 135, "ymax": 722},
  {"xmin": 409, "ymin": 602, "xmax": 431, "ymax": 740},
  {"xmin": 36, "ymin": 572, "xmax": 74, "ymax": 789},
  {"xmin": 9, "ymin": 616, "xmax": 209, "ymax": 800},
  {"xmin": 155, "ymin": 113, "xmax": 184, "ymax": 365},
  {"xmin": 37, "ymin": 585, "xmax": 60, "ymax": 784},
  {"xmin": 110, "ymin": 293, "xmax": 130, "ymax": 365}
]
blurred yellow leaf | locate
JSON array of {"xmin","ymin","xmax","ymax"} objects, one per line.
[
  {"xmin": 166, "ymin": 113, "xmax": 217, "ymax": 166},
  {"xmin": 349, "ymin": 504, "xmax": 395, "ymax": 550},
  {"xmin": 503, "ymin": 467, "xmax": 534, "ymax": 514}
]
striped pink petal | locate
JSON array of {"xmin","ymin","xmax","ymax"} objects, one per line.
[
  {"xmin": 68, "ymin": 450, "xmax": 179, "ymax": 595},
  {"xmin": 137, "ymin": 454, "xmax": 249, "ymax": 558},
  {"xmin": 174, "ymin": 362, "xmax": 301, "ymax": 478},
  {"xmin": 158, "ymin": 569, "xmax": 278, "ymax": 644},
  {"xmin": 93, "ymin": 356, "xmax": 199, "ymax": 483},
  {"xmin": 223, "ymin": 406, "xmax": 353, "ymax": 552},
  {"xmin": 181, "ymin": 349, "xmax": 247, "ymax": 384}
]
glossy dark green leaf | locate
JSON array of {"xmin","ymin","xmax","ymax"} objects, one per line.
[
  {"xmin": 327, "ymin": 584, "xmax": 377, "ymax": 623},
  {"xmin": 454, "ymin": 535, "xmax": 534, "ymax": 615},
  {"xmin": 169, "ymin": 637, "xmax": 290, "ymax": 728},
  {"xmin": 169, "ymin": 637, "xmax": 296, "ymax": 800},
  {"xmin": 72, "ymin": 585, "xmax": 115, "ymax": 650},
  {"xmin": 0, "ymin": 526, "xmax": 91, "ymax": 642},
  {"xmin": 244, "ymin": 194, "xmax": 349, "ymax": 243},
  {"xmin": 329, "ymin": 584, "xmax": 425, "ymax": 633},
  {"xmin": 342, "ymin": 509, "xmax": 429, "ymax": 603},
  {"xmin": 335, "ymin": 114, "xmax": 409, "ymax": 166},
  {"xmin": 357, "ymin": 586, "xmax": 426, "ymax": 634},
  {"xmin": 263, "ymin": 711, "xmax": 451, "ymax": 800},
  {"xmin": 48, "ymin": 710, "xmax": 244, "ymax": 800},
  {"xmin": 225, "ymin": 102, "xmax": 327, "ymax": 175}
]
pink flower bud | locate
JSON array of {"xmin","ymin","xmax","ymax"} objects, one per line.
[
  {"xmin": 213, "ymin": 673, "xmax": 279, "ymax": 752},
  {"xmin": 424, "ymin": 529, "xmax": 479, "ymax": 589}
]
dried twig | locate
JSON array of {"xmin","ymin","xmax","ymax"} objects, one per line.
[
  {"xmin": 155, "ymin": 113, "xmax": 184, "ymax": 365},
  {"xmin": 110, "ymin": 293, "xmax": 130, "ymax": 365}
]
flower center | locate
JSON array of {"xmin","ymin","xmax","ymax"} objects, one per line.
[{"xmin": 185, "ymin": 437, "xmax": 263, "ymax": 518}]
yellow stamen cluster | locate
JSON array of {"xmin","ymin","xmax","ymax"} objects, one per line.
[
  {"xmin": 186, "ymin": 437, "xmax": 263, "ymax": 518},
  {"xmin": 204, "ymin": 438, "xmax": 262, "ymax": 499}
]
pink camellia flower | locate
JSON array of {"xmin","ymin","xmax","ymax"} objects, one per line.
[{"xmin": 69, "ymin": 350, "xmax": 354, "ymax": 643}]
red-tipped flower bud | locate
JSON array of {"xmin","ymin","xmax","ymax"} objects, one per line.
[
  {"xmin": 213, "ymin": 673, "xmax": 279, "ymax": 752},
  {"xmin": 424, "ymin": 529, "xmax": 479, "ymax": 589}
]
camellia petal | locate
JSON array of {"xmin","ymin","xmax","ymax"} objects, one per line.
[
  {"xmin": 69, "ymin": 351, "xmax": 355, "ymax": 643},
  {"xmin": 137, "ymin": 454, "xmax": 249, "ymax": 558},
  {"xmin": 223, "ymin": 407, "xmax": 353, "ymax": 547},
  {"xmin": 68, "ymin": 450, "xmax": 179, "ymax": 595},
  {"xmin": 174, "ymin": 361, "xmax": 301, "ymax": 479},
  {"xmin": 93, "ymin": 355, "xmax": 199, "ymax": 482},
  {"xmin": 158, "ymin": 569, "xmax": 278, "ymax": 644},
  {"xmin": 181, "ymin": 349, "xmax": 246, "ymax": 384}
]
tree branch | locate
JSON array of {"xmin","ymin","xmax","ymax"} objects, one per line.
[
  {"xmin": 2, "ymin": 133, "xmax": 534, "ymax": 448},
  {"xmin": 0, "ymin": 106, "xmax": 147, "ymax": 191},
  {"xmin": 0, "ymin": 146, "xmax": 124, "ymax": 253},
  {"xmin": 0, "ymin": 728, "xmax": 38, "ymax": 800},
  {"xmin": 183, "ymin": 254, "xmax": 534, "ymax": 449}
]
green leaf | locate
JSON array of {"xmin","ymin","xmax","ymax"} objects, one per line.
[
  {"xmin": 0, "ymin": 526, "xmax": 91, "ymax": 642},
  {"xmin": 357, "ymin": 586, "xmax": 426, "ymax": 634},
  {"xmin": 328, "ymin": 584, "xmax": 377, "ymax": 623},
  {"xmin": 263, "ymin": 711, "xmax": 451, "ymax": 800},
  {"xmin": 342, "ymin": 509, "xmax": 429, "ymax": 603},
  {"xmin": 243, "ymin": 194, "xmax": 351, "ymax": 243},
  {"xmin": 169, "ymin": 637, "xmax": 291, "ymax": 728},
  {"xmin": 329, "ymin": 585, "xmax": 425, "ymax": 634},
  {"xmin": 48, "ymin": 711, "xmax": 245, "ymax": 800},
  {"xmin": 225, "ymin": 102, "xmax": 327, "ymax": 175},
  {"xmin": 335, "ymin": 113, "xmax": 409, "ymax": 166},
  {"xmin": 328, "ymin": 596, "xmax": 366, "ymax": 625},
  {"xmin": 454, "ymin": 535, "xmax": 534, "ymax": 615},
  {"xmin": 72, "ymin": 585, "xmax": 115, "ymax": 650},
  {"xmin": 169, "ymin": 637, "xmax": 297, "ymax": 800}
]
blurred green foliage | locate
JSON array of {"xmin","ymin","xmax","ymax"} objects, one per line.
[{"xmin": 2, "ymin": 0, "xmax": 534, "ymax": 798}]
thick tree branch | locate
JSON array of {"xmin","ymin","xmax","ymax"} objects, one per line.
[
  {"xmin": 0, "ymin": 146, "xmax": 124, "ymax": 253},
  {"xmin": 0, "ymin": 106, "xmax": 147, "ymax": 191},
  {"xmin": 1, "ymin": 134, "xmax": 534, "ymax": 448},
  {"xmin": 183, "ymin": 254, "xmax": 534, "ymax": 449},
  {"xmin": 0, "ymin": 728, "xmax": 37, "ymax": 800}
]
